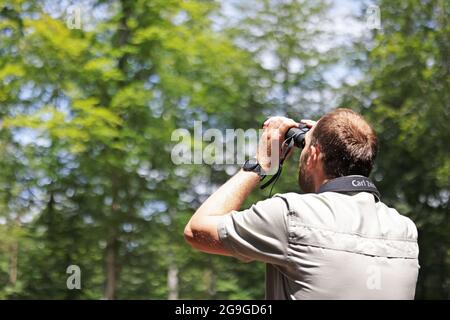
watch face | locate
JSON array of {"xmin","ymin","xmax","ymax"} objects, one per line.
[{"xmin": 243, "ymin": 158, "xmax": 259, "ymax": 171}]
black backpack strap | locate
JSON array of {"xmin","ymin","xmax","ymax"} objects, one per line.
[{"xmin": 318, "ymin": 175, "xmax": 381, "ymax": 202}]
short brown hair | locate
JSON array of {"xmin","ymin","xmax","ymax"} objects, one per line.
[{"xmin": 310, "ymin": 108, "xmax": 378, "ymax": 178}]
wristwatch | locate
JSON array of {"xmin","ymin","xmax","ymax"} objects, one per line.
[{"xmin": 242, "ymin": 158, "xmax": 266, "ymax": 180}]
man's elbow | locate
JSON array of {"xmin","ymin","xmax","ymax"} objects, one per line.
[
  {"xmin": 183, "ymin": 217, "xmax": 230, "ymax": 257},
  {"xmin": 183, "ymin": 217, "xmax": 208, "ymax": 250},
  {"xmin": 183, "ymin": 223, "xmax": 195, "ymax": 246}
]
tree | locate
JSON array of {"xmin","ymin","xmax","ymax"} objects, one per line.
[
  {"xmin": 0, "ymin": 0, "xmax": 254, "ymax": 299},
  {"xmin": 341, "ymin": 0, "xmax": 449, "ymax": 299}
]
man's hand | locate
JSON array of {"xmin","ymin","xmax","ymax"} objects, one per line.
[
  {"xmin": 300, "ymin": 119, "xmax": 317, "ymax": 128},
  {"xmin": 257, "ymin": 116, "xmax": 299, "ymax": 173}
]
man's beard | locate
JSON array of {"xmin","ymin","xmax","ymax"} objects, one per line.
[{"xmin": 298, "ymin": 149, "xmax": 315, "ymax": 193}]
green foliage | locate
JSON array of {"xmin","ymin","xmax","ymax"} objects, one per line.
[
  {"xmin": 0, "ymin": 0, "xmax": 266, "ymax": 299},
  {"xmin": 341, "ymin": 0, "xmax": 449, "ymax": 299}
]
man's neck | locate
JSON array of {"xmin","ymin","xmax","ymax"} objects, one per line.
[{"xmin": 314, "ymin": 175, "xmax": 328, "ymax": 193}]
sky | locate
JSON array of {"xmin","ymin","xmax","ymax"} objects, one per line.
[
  {"xmin": 13, "ymin": 0, "xmax": 379, "ymax": 154},
  {"xmin": 5, "ymin": 0, "xmax": 380, "ymax": 224},
  {"xmin": 220, "ymin": 0, "xmax": 373, "ymax": 84}
]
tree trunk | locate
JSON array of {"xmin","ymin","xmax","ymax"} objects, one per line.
[
  {"xmin": 9, "ymin": 242, "xmax": 18, "ymax": 286},
  {"xmin": 102, "ymin": 0, "xmax": 132, "ymax": 301},
  {"xmin": 8, "ymin": 216, "xmax": 21, "ymax": 286},
  {"xmin": 104, "ymin": 236, "xmax": 118, "ymax": 300},
  {"xmin": 204, "ymin": 268, "xmax": 216, "ymax": 298},
  {"xmin": 167, "ymin": 262, "xmax": 179, "ymax": 300}
]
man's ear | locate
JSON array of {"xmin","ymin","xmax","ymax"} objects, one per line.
[{"xmin": 308, "ymin": 145, "xmax": 323, "ymax": 168}]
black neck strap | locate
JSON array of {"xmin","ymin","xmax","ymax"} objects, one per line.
[
  {"xmin": 260, "ymin": 136, "xmax": 296, "ymax": 195},
  {"xmin": 318, "ymin": 175, "xmax": 381, "ymax": 202}
]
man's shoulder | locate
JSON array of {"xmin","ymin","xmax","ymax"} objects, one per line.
[
  {"xmin": 272, "ymin": 191, "xmax": 347, "ymax": 212},
  {"xmin": 272, "ymin": 191, "xmax": 418, "ymax": 242},
  {"xmin": 272, "ymin": 191, "xmax": 326, "ymax": 205},
  {"xmin": 374, "ymin": 200, "xmax": 418, "ymax": 241},
  {"xmin": 271, "ymin": 192, "xmax": 341, "ymax": 227},
  {"xmin": 274, "ymin": 190, "xmax": 357, "ymax": 202}
]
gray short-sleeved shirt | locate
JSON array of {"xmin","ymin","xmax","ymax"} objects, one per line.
[{"xmin": 217, "ymin": 192, "xmax": 419, "ymax": 300}]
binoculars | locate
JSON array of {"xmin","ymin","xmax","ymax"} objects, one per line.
[
  {"xmin": 259, "ymin": 122, "xmax": 311, "ymax": 192},
  {"xmin": 285, "ymin": 123, "xmax": 310, "ymax": 148}
]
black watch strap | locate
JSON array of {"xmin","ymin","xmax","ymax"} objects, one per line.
[{"xmin": 242, "ymin": 158, "xmax": 266, "ymax": 179}]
